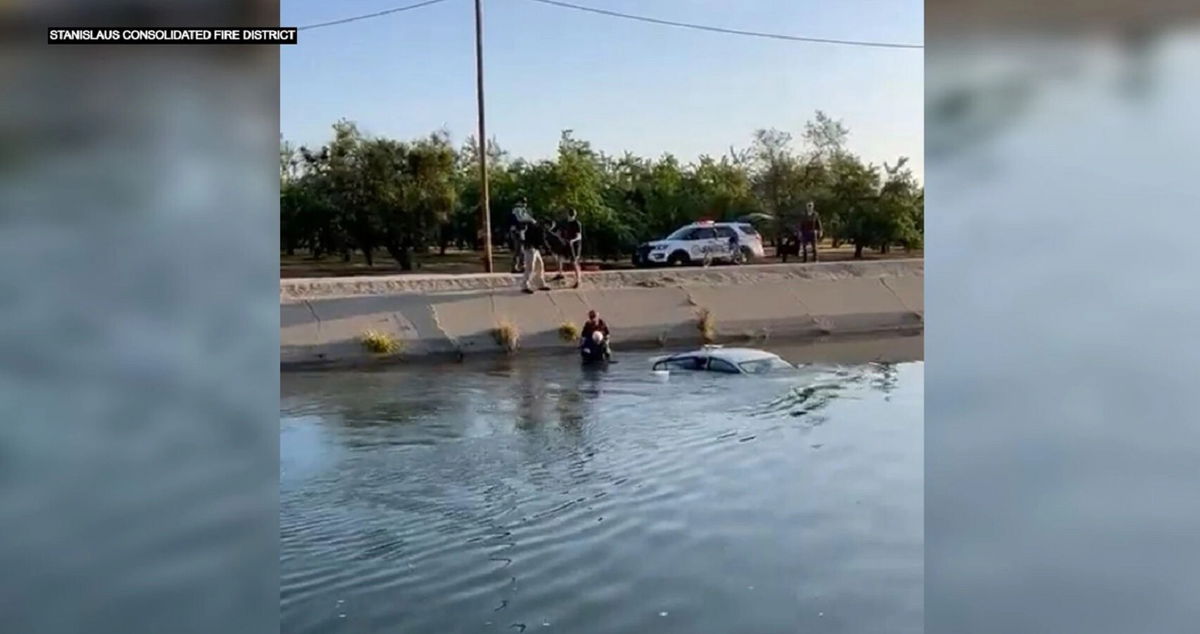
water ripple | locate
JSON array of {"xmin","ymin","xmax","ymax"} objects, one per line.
[{"xmin": 281, "ymin": 350, "xmax": 923, "ymax": 634}]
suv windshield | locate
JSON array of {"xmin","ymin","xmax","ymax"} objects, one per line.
[{"xmin": 738, "ymin": 357, "xmax": 794, "ymax": 374}]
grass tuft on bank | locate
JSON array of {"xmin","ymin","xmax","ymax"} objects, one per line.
[
  {"xmin": 361, "ymin": 329, "xmax": 403, "ymax": 355},
  {"xmin": 558, "ymin": 321, "xmax": 581, "ymax": 343},
  {"xmin": 494, "ymin": 320, "xmax": 520, "ymax": 353},
  {"xmin": 697, "ymin": 309, "xmax": 717, "ymax": 344}
]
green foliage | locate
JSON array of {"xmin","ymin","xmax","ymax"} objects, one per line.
[{"xmin": 281, "ymin": 111, "xmax": 922, "ymax": 267}]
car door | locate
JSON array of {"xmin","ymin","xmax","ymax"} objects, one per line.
[
  {"xmin": 713, "ymin": 226, "xmax": 738, "ymax": 260},
  {"xmin": 688, "ymin": 227, "xmax": 718, "ymax": 260}
]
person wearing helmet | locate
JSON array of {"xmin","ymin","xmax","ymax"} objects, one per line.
[{"xmin": 580, "ymin": 309, "xmax": 611, "ymax": 361}]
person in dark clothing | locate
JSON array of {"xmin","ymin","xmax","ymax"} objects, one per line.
[
  {"xmin": 727, "ymin": 226, "xmax": 742, "ymax": 264},
  {"xmin": 779, "ymin": 223, "xmax": 799, "ymax": 263},
  {"xmin": 580, "ymin": 309, "xmax": 611, "ymax": 360},
  {"xmin": 544, "ymin": 220, "xmax": 570, "ymax": 282},
  {"xmin": 520, "ymin": 217, "xmax": 550, "ymax": 293},
  {"xmin": 798, "ymin": 201, "xmax": 823, "ymax": 263},
  {"xmin": 559, "ymin": 209, "xmax": 583, "ymax": 288},
  {"xmin": 509, "ymin": 197, "xmax": 532, "ymax": 273},
  {"xmin": 508, "ymin": 222, "xmax": 525, "ymax": 273}
]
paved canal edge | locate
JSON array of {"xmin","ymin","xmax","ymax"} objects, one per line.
[{"xmin": 280, "ymin": 259, "xmax": 923, "ymax": 369}]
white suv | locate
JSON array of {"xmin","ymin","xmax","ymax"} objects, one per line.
[{"xmin": 633, "ymin": 221, "xmax": 765, "ymax": 267}]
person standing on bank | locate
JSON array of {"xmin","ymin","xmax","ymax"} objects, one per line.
[
  {"xmin": 520, "ymin": 213, "xmax": 551, "ymax": 294},
  {"xmin": 559, "ymin": 208, "xmax": 583, "ymax": 289},
  {"xmin": 544, "ymin": 218, "xmax": 569, "ymax": 282},
  {"xmin": 509, "ymin": 197, "xmax": 532, "ymax": 273},
  {"xmin": 799, "ymin": 201, "xmax": 823, "ymax": 263}
]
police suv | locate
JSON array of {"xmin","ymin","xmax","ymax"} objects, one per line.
[{"xmin": 632, "ymin": 221, "xmax": 766, "ymax": 268}]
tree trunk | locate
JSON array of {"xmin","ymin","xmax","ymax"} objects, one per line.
[
  {"xmin": 854, "ymin": 244, "xmax": 864, "ymax": 259},
  {"xmin": 362, "ymin": 247, "xmax": 374, "ymax": 267}
]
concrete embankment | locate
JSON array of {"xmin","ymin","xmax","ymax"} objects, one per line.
[{"xmin": 281, "ymin": 259, "xmax": 923, "ymax": 368}]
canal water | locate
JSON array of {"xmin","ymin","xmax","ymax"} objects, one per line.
[{"xmin": 281, "ymin": 337, "xmax": 923, "ymax": 634}]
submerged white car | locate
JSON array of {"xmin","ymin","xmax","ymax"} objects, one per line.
[
  {"xmin": 651, "ymin": 346, "xmax": 795, "ymax": 375},
  {"xmin": 633, "ymin": 221, "xmax": 766, "ymax": 267}
]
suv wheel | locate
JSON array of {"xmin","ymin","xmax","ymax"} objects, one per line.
[{"xmin": 667, "ymin": 251, "xmax": 690, "ymax": 266}]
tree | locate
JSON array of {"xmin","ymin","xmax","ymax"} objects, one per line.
[{"xmin": 280, "ymin": 113, "xmax": 922, "ymax": 267}]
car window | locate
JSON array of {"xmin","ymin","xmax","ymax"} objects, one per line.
[
  {"xmin": 736, "ymin": 224, "xmax": 759, "ymax": 236},
  {"xmin": 714, "ymin": 226, "xmax": 736, "ymax": 238},
  {"xmin": 655, "ymin": 356, "xmax": 705, "ymax": 371},
  {"xmin": 665, "ymin": 227, "xmax": 693, "ymax": 240},
  {"xmin": 694, "ymin": 228, "xmax": 717, "ymax": 240},
  {"xmin": 738, "ymin": 358, "xmax": 794, "ymax": 374},
  {"xmin": 708, "ymin": 358, "xmax": 740, "ymax": 374}
]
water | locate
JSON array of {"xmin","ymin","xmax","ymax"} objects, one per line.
[{"xmin": 281, "ymin": 339, "xmax": 923, "ymax": 634}]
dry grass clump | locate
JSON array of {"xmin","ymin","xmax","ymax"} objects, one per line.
[
  {"xmin": 493, "ymin": 320, "xmax": 521, "ymax": 353},
  {"xmin": 361, "ymin": 329, "xmax": 402, "ymax": 354},
  {"xmin": 697, "ymin": 309, "xmax": 716, "ymax": 344},
  {"xmin": 558, "ymin": 321, "xmax": 581, "ymax": 342}
]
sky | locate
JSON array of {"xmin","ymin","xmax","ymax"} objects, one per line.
[{"xmin": 281, "ymin": 0, "xmax": 924, "ymax": 179}]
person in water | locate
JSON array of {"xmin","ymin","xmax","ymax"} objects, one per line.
[{"xmin": 580, "ymin": 310, "xmax": 612, "ymax": 360}]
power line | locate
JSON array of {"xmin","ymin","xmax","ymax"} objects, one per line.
[
  {"xmin": 524, "ymin": 0, "xmax": 923, "ymax": 49},
  {"xmin": 297, "ymin": 0, "xmax": 454, "ymax": 31}
]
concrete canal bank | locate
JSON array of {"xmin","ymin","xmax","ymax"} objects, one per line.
[{"xmin": 280, "ymin": 259, "xmax": 923, "ymax": 368}]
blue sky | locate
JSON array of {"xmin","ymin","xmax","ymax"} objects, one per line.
[{"xmin": 281, "ymin": 0, "xmax": 924, "ymax": 179}]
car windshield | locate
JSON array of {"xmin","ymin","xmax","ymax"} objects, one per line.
[
  {"xmin": 737, "ymin": 357, "xmax": 794, "ymax": 374},
  {"xmin": 664, "ymin": 227, "xmax": 692, "ymax": 240}
]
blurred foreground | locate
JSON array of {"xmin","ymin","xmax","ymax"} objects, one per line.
[{"xmin": 926, "ymin": 10, "xmax": 1200, "ymax": 634}]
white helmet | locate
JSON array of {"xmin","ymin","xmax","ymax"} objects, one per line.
[{"xmin": 591, "ymin": 331, "xmax": 604, "ymax": 344}]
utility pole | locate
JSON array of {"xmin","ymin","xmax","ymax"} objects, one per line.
[{"xmin": 474, "ymin": 0, "xmax": 493, "ymax": 273}]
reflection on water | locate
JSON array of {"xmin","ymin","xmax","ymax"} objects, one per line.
[{"xmin": 281, "ymin": 344, "xmax": 923, "ymax": 634}]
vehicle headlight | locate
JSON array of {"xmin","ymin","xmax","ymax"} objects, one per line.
[{"xmin": 651, "ymin": 244, "xmax": 667, "ymax": 251}]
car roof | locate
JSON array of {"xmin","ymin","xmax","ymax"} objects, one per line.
[{"xmin": 656, "ymin": 347, "xmax": 782, "ymax": 364}]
